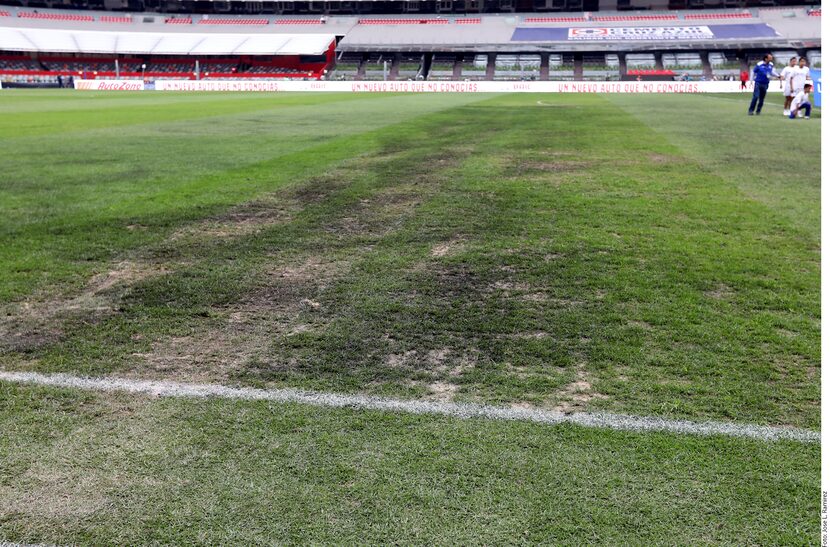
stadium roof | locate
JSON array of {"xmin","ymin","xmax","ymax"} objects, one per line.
[
  {"xmin": 0, "ymin": 27, "xmax": 334, "ymax": 55},
  {"xmin": 0, "ymin": 7, "xmax": 818, "ymax": 54}
]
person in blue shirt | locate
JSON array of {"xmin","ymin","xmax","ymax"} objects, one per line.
[{"xmin": 748, "ymin": 54, "xmax": 781, "ymax": 116}]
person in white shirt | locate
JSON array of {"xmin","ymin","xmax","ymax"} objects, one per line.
[
  {"xmin": 780, "ymin": 57, "xmax": 798, "ymax": 115},
  {"xmin": 789, "ymin": 83, "xmax": 813, "ymax": 119},
  {"xmin": 789, "ymin": 57, "xmax": 812, "ymax": 107}
]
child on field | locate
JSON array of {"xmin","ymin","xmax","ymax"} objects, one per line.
[{"xmin": 789, "ymin": 83, "xmax": 813, "ymax": 119}]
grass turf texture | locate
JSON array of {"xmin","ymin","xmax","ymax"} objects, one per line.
[
  {"xmin": 0, "ymin": 382, "xmax": 819, "ymax": 545},
  {"xmin": 0, "ymin": 90, "xmax": 819, "ymax": 542}
]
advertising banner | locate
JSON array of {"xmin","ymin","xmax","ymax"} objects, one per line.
[
  {"xmin": 73, "ymin": 79, "xmax": 144, "ymax": 91},
  {"xmin": 567, "ymin": 26, "xmax": 714, "ymax": 41},
  {"xmin": 148, "ymin": 79, "xmax": 753, "ymax": 93},
  {"xmin": 512, "ymin": 23, "xmax": 778, "ymax": 42},
  {"xmin": 810, "ymin": 68, "xmax": 821, "ymax": 108}
]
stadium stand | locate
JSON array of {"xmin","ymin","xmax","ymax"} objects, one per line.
[
  {"xmin": 592, "ymin": 14, "xmax": 678, "ymax": 21},
  {"xmin": 494, "ymin": 54, "xmax": 541, "ymax": 80},
  {"xmin": 19, "ymin": 11, "xmax": 94, "ymax": 22},
  {"xmin": 276, "ymin": 19, "xmax": 324, "ymax": 25},
  {"xmin": 458, "ymin": 54, "xmax": 488, "ymax": 81},
  {"xmin": 428, "ymin": 53, "xmax": 458, "ymax": 80},
  {"xmin": 397, "ymin": 53, "xmax": 425, "ymax": 79},
  {"xmin": 358, "ymin": 18, "xmax": 449, "ymax": 25},
  {"xmin": 99, "ymin": 15, "xmax": 132, "ymax": 23},
  {"xmin": 524, "ymin": 17, "xmax": 584, "ymax": 23},
  {"xmin": 582, "ymin": 53, "xmax": 620, "ymax": 81},
  {"xmin": 331, "ymin": 52, "xmax": 363, "ymax": 79},
  {"xmin": 363, "ymin": 53, "xmax": 396, "ymax": 80},
  {"xmin": 684, "ymin": 12, "xmax": 753, "ymax": 19},
  {"xmin": 0, "ymin": 5, "xmax": 820, "ymax": 83},
  {"xmin": 198, "ymin": 18, "xmax": 269, "ymax": 25},
  {"xmin": 548, "ymin": 54, "xmax": 576, "ymax": 81}
]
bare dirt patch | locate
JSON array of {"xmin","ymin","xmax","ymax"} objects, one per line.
[
  {"xmin": 130, "ymin": 329, "xmax": 269, "ymax": 383},
  {"xmin": 137, "ymin": 254, "xmax": 353, "ymax": 380},
  {"xmin": 705, "ymin": 283, "xmax": 736, "ymax": 301},
  {"xmin": 426, "ymin": 381, "xmax": 458, "ymax": 402},
  {"xmin": 628, "ymin": 320, "xmax": 653, "ymax": 331},
  {"xmin": 431, "ymin": 238, "xmax": 466, "ymax": 258},
  {"xmin": 0, "ymin": 260, "xmax": 171, "ymax": 352},
  {"xmin": 427, "ymin": 348, "xmax": 451, "ymax": 367},
  {"xmin": 490, "ymin": 280, "xmax": 532, "ymax": 292},
  {"xmin": 520, "ymin": 160, "xmax": 593, "ymax": 174},
  {"xmin": 385, "ymin": 350, "xmax": 418, "ymax": 369},
  {"xmin": 552, "ymin": 366, "xmax": 609, "ymax": 414}
]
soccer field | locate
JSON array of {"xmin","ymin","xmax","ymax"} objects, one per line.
[{"xmin": 0, "ymin": 90, "xmax": 820, "ymax": 544}]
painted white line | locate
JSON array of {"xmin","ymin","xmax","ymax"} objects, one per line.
[{"xmin": 0, "ymin": 370, "xmax": 819, "ymax": 443}]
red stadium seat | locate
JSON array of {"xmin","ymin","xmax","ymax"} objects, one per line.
[
  {"xmin": 807, "ymin": 9, "xmax": 821, "ymax": 16},
  {"xmin": 358, "ymin": 18, "xmax": 449, "ymax": 24},
  {"xmin": 0, "ymin": 10, "xmax": 10, "ymax": 17},
  {"xmin": 275, "ymin": 19, "xmax": 324, "ymax": 25},
  {"xmin": 684, "ymin": 12, "xmax": 752, "ymax": 20},
  {"xmin": 593, "ymin": 15, "xmax": 678, "ymax": 21},
  {"xmin": 524, "ymin": 16, "xmax": 584, "ymax": 23},
  {"xmin": 18, "ymin": 11, "xmax": 94, "ymax": 22},
  {"xmin": 198, "ymin": 18, "xmax": 269, "ymax": 25},
  {"xmin": 100, "ymin": 15, "xmax": 132, "ymax": 23},
  {"xmin": 164, "ymin": 17, "xmax": 193, "ymax": 24},
  {"xmin": 455, "ymin": 18, "xmax": 481, "ymax": 24}
]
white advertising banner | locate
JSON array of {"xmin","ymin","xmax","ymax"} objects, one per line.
[
  {"xmin": 153, "ymin": 79, "xmax": 753, "ymax": 94},
  {"xmin": 567, "ymin": 26, "xmax": 714, "ymax": 41},
  {"xmin": 73, "ymin": 79, "xmax": 755, "ymax": 94},
  {"xmin": 74, "ymin": 79, "xmax": 144, "ymax": 91}
]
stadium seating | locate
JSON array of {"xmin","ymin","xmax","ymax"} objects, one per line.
[
  {"xmin": 0, "ymin": 56, "xmax": 42, "ymax": 70},
  {"xmin": 524, "ymin": 17, "xmax": 584, "ymax": 23},
  {"xmin": 628, "ymin": 69, "xmax": 675, "ymax": 76},
  {"xmin": 100, "ymin": 15, "xmax": 132, "ymax": 23},
  {"xmin": 275, "ymin": 19, "xmax": 324, "ymax": 25},
  {"xmin": 684, "ymin": 12, "xmax": 752, "ymax": 19},
  {"xmin": 593, "ymin": 15, "xmax": 678, "ymax": 21},
  {"xmin": 0, "ymin": 5, "xmax": 819, "ymax": 84},
  {"xmin": 198, "ymin": 18, "xmax": 269, "ymax": 25},
  {"xmin": 18, "ymin": 11, "xmax": 94, "ymax": 22},
  {"xmin": 358, "ymin": 18, "xmax": 449, "ymax": 24}
]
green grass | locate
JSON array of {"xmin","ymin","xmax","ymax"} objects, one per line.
[
  {"xmin": 0, "ymin": 89, "xmax": 820, "ymax": 543},
  {"xmin": 0, "ymin": 381, "xmax": 819, "ymax": 545}
]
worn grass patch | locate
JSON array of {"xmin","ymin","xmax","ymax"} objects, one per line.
[
  {"xmin": 1, "ymin": 91, "xmax": 818, "ymax": 429},
  {"xmin": 0, "ymin": 90, "xmax": 819, "ymax": 545}
]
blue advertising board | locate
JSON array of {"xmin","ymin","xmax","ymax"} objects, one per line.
[{"xmin": 810, "ymin": 68, "xmax": 821, "ymax": 108}]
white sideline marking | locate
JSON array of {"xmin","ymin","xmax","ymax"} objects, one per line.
[{"xmin": 0, "ymin": 370, "xmax": 819, "ymax": 443}]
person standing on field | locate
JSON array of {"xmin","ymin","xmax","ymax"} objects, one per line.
[
  {"xmin": 780, "ymin": 57, "xmax": 798, "ymax": 116},
  {"xmin": 748, "ymin": 54, "xmax": 780, "ymax": 116},
  {"xmin": 740, "ymin": 69, "xmax": 749, "ymax": 89},
  {"xmin": 790, "ymin": 57, "xmax": 812, "ymax": 111}
]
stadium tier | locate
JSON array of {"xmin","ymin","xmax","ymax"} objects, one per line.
[{"xmin": 0, "ymin": 5, "xmax": 819, "ymax": 83}]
